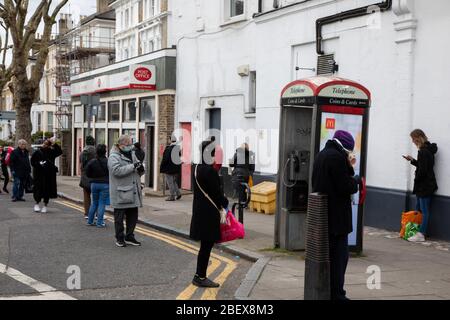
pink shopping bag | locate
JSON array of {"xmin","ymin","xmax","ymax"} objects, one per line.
[{"xmin": 218, "ymin": 211, "xmax": 245, "ymax": 243}]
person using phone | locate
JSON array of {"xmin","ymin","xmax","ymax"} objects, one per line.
[
  {"xmin": 30, "ymin": 138, "xmax": 63, "ymax": 213},
  {"xmin": 403, "ymin": 129, "xmax": 438, "ymax": 242}
]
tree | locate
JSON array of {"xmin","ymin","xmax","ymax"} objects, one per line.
[{"xmin": 0, "ymin": 0, "xmax": 69, "ymax": 144}]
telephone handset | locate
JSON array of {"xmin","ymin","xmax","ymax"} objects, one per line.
[{"xmin": 288, "ymin": 150, "xmax": 310, "ymax": 182}]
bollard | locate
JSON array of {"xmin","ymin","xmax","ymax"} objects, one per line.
[{"xmin": 304, "ymin": 193, "xmax": 330, "ymax": 300}]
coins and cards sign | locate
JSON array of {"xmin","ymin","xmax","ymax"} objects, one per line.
[{"xmin": 129, "ymin": 65, "xmax": 156, "ymax": 90}]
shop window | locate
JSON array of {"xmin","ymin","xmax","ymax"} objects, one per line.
[
  {"xmin": 96, "ymin": 102, "xmax": 106, "ymax": 122},
  {"xmin": 74, "ymin": 105, "xmax": 82, "ymax": 123},
  {"xmin": 123, "ymin": 100, "xmax": 137, "ymax": 122},
  {"xmin": 108, "ymin": 101, "xmax": 120, "ymax": 122},
  {"xmin": 95, "ymin": 129, "xmax": 106, "ymax": 145},
  {"xmin": 47, "ymin": 112, "xmax": 54, "ymax": 132},
  {"xmin": 140, "ymin": 97, "xmax": 155, "ymax": 122}
]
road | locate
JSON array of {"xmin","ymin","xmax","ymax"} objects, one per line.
[{"xmin": 0, "ymin": 194, "xmax": 251, "ymax": 300}]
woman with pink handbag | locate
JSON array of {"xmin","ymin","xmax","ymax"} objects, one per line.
[{"xmin": 190, "ymin": 140, "xmax": 229, "ymax": 288}]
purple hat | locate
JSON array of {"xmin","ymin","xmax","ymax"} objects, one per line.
[{"xmin": 333, "ymin": 130, "xmax": 355, "ymax": 152}]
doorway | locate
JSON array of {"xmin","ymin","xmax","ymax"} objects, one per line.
[
  {"xmin": 180, "ymin": 122, "xmax": 192, "ymax": 190},
  {"xmin": 208, "ymin": 108, "xmax": 221, "ymax": 142},
  {"xmin": 145, "ymin": 124, "xmax": 155, "ymax": 189}
]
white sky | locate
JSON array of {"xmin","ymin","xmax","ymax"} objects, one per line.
[{"xmin": 1, "ymin": 0, "xmax": 98, "ymax": 65}]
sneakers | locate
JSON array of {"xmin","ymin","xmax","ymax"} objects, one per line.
[
  {"xmin": 176, "ymin": 194, "xmax": 182, "ymax": 200},
  {"xmin": 125, "ymin": 238, "xmax": 142, "ymax": 246},
  {"xmin": 40, "ymin": 206, "xmax": 47, "ymax": 213},
  {"xmin": 192, "ymin": 275, "xmax": 220, "ymax": 288},
  {"xmin": 96, "ymin": 223, "xmax": 106, "ymax": 228},
  {"xmin": 408, "ymin": 232, "xmax": 425, "ymax": 242},
  {"xmin": 165, "ymin": 197, "xmax": 175, "ymax": 201},
  {"xmin": 116, "ymin": 240, "xmax": 127, "ymax": 247},
  {"xmin": 34, "ymin": 204, "xmax": 41, "ymax": 212}
]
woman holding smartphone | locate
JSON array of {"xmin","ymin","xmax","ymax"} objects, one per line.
[{"xmin": 403, "ymin": 129, "xmax": 438, "ymax": 242}]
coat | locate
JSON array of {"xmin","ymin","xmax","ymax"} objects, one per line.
[
  {"xmin": 9, "ymin": 148, "xmax": 31, "ymax": 179},
  {"xmin": 411, "ymin": 142, "xmax": 438, "ymax": 197},
  {"xmin": 190, "ymin": 163, "xmax": 229, "ymax": 242},
  {"xmin": 79, "ymin": 145, "xmax": 96, "ymax": 190},
  {"xmin": 230, "ymin": 147, "xmax": 255, "ymax": 183},
  {"xmin": 160, "ymin": 144, "xmax": 181, "ymax": 175},
  {"xmin": 312, "ymin": 140, "xmax": 359, "ymax": 236},
  {"xmin": 85, "ymin": 157, "xmax": 109, "ymax": 184},
  {"xmin": 108, "ymin": 147, "xmax": 144, "ymax": 209},
  {"xmin": 31, "ymin": 144, "xmax": 63, "ymax": 199}
]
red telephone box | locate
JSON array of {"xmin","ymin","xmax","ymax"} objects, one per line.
[{"xmin": 276, "ymin": 76, "xmax": 371, "ymax": 253}]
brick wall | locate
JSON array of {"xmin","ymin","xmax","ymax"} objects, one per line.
[{"xmin": 157, "ymin": 94, "xmax": 175, "ymax": 190}]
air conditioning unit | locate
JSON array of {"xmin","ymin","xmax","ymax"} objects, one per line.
[{"xmin": 237, "ymin": 65, "xmax": 250, "ymax": 77}]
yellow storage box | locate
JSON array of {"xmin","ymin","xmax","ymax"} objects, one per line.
[{"xmin": 249, "ymin": 181, "xmax": 277, "ymax": 215}]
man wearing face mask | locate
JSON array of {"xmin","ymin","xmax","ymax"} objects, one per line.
[{"xmin": 108, "ymin": 135, "xmax": 145, "ymax": 247}]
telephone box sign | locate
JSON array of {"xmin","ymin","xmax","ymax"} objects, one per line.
[
  {"xmin": 281, "ymin": 83, "xmax": 315, "ymax": 106},
  {"xmin": 129, "ymin": 65, "xmax": 156, "ymax": 90},
  {"xmin": 318, "ymin": 84, "xmax": 370, "ymax": 107}
]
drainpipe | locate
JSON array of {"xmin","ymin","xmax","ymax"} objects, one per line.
[{"xmin": 316, "ymin": 0, "xmax": 393, "ymax": 54}]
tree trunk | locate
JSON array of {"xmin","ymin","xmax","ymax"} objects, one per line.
[{"xmin": 14, "ymin": 85, "xmax": 34, "ymax": 146}]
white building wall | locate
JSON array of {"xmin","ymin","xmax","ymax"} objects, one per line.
[{"xmin": 173, "ymin": 0, "xmax": 450, "ymax": 197}]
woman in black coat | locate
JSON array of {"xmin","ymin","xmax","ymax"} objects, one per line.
[
  {"xmin": 31, "ymin": 138, "xmax": 63, "ymax": 213},
  {"xmin": 404, "ymin": 129, "xmax": 438, "ymax": 242},
  {"xmin": 190, "ymin": 140, "xmax": 229, "ymax": 288}
]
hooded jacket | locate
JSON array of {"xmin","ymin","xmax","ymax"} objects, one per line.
[{"xmin": 411, "ymin": 141, "xmax": 438, "ymax": 197}]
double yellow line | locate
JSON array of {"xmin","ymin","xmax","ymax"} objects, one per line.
[{"xmin": 55, "ymin": 200, "xmax": 237, "ymax": 300}]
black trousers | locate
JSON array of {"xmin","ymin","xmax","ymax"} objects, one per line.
[
  {"xmin": 329, "ymin": 234, "xmax": 349, "ymax": 300},
  {"xmin": 196, "ymin": 241, "xmax": 215, "ymax": 278},
  {"xmin": 114, "ymin": 208, "xmax": 138, "ymax": 242},
  {"xmin": 2, "ymin": 165, "xmax": 9, "ymax": 189},
  {"xmin": 34, "ymin": 192, "xmax": 49, "ymax": 205}
]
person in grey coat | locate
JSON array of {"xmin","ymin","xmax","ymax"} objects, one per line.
[{"xmin": 108, "ymin": 135, "xmax": 145, "ymax": 247}]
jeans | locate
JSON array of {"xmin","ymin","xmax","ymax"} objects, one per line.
[
  {"xmin": 196, "ymin": 241, "xmax": 215, "ymax": 278},
  {"xmin": 329, "ymin": 234, "xmax": 349, "ymax": 300},
  {"xmin": 88, "ymin": 183, "xmax": 110, "ymax": 226},
  {"xmin": 12, "ymin": 172, "xmax": 24, "ymax": 200},
  {"xmin": 416, "ymin": 197, "xmax": 431, "ymax": 236},
  {"xmin": 114, "ymin": 207, "xmax": 138, "ymax": 242},
  {"xmin": 2, "ymin": 165, "xmax": 9, "ymax": 190},
  {"xmin": 165, "ymin": 174, "xmax": 181, "ymax": 198}
]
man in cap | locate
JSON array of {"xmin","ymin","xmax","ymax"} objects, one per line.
[{"xmin": 312, "ymin": 130, "xmax": 361, "ymax": 300}]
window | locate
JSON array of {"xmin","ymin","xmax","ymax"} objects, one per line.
[
  {"xmin": 123, "ymin": 100, "xmax": 136, "ymax": 122},
  {"xmin": 74, "ymin": 105, "xmax": 82, "ymax": 123},
  {"xmin": 140, "ymin": 97, "xmax": 155, "ymax": 122},
  {"xmin": 247, "ymin": 71, "xmax": 256, "ymax": 114},
  {"xmin": 96, "ymin": 102, "xmax": 106, "ymax": 122},
  {"xmin": 47, "ymin": 112, "xmax": 54, "ymax": 132},
  {"xmin": 122, "ymin": 129, "xmax": 136, "ymax": 143},
  {"xmin": 95, "ymin": 129, "xmax": 106, "ymax": 145},
  {"xmin": 108, "ymin": 101, "xmax": 120, "ymax": 122},
  {"xmin": 108, "ymin": 129, "xmax": 120, "ymax": 152},
  {"xmin": 230, "ymin": 0, "xmax": 244, "ymax": 17},
  {"xmin": 125, "ymin": 8, "xmax": 130, "ymax": 28},
  {"xmin": 37, "ymin": 112, "xmax": 42, "ymax": 132}
]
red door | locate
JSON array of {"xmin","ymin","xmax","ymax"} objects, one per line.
[{"xmin": 180, "ymin": 123, "xmax": 192, "ymax": 190}]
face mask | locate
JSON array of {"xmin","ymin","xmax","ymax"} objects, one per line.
[{"xmin": 121, "ymin": 145, "xmax": 133, "ymax": 153}]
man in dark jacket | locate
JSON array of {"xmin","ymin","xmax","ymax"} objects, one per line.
[
  {"xmin": 230, "ymin": 143, "xmax": 255, "ymax": 203},
  {"xmin": 312, "ymin": 130, "xmax": 360, "ymax": 301},
  {"xmin": 10, "ymin": 139, "xmax": 32, "ymax": 202},
  {"xmin": 133, "ymin": 142, "xmax": 145, "ymax": 162},
  {"xmin": 160, "ymin": 136, "xmax": 182, "ymax": 201},
  {"xmin": 79, "ymin": 136, "xmax": 96, "ymax": 218}
]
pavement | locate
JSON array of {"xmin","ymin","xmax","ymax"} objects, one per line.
[{"xmin": 57, "ymin": 176, "xmax": 450, "ymax": 300}]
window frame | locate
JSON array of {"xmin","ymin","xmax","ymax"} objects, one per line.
[
  {"xmin": 123, "ymin": 99, "xmax": 137, "ymax": 122},
  {"xmin": 247, "ymin": 70, "xmax": 257, "ymax": 114},
  {"xmin": 108, "ymin": 100, "xmax": 121, "ymax": 122},
  {"xmin": 223, "ymin": 0, "xmax": 246, "ymax": 25},
  {"xmin": 139, "ymin": 96, "xmax": 156, "ymax": 123}
]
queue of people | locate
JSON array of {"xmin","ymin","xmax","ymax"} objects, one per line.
[{"xmin": 1, "ymin": 126, "xmax": 438, "ymax": 295}]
